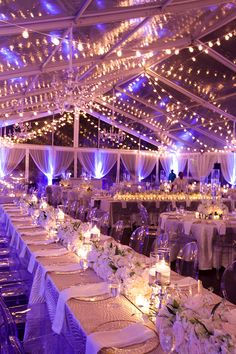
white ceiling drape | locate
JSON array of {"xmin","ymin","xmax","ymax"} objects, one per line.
[
  {"xmin": 78, "ymin": 150, "xmax": 117, "ymax": 179},
  {"xmin": 0, "ymin": 148, "xmax": 25, "ymax": 178},
  {"xmin": 220, "ymin": 152, "xmax": 236, "ymax": 186},
  {"xmin": 30, "ymin": 149, "xmax": 73, "ymax": 184}
]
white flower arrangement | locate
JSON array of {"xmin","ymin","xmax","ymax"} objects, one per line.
[
  {"xmin": 87, "ymin": 240, "xmax": 149, "ymax": 297},
  {"xmin": 197, "ymin": 200, "xmax": 229, "ymax": 219},
  {"xmin": 156, "ymin": 294, "xmax": 236, "ymax": 354},
  {"xmin": 57, "ymin": 220, "xmax": 82, "ymax": 250}
]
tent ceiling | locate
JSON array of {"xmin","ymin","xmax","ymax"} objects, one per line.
[{"xmin": 0, "ymin": 0, "xmax": 236, "ymax": 152}]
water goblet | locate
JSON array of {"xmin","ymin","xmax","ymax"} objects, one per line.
[{"xmin": 159, "ymin": 327, "xmax": 176, "ymax": 353}]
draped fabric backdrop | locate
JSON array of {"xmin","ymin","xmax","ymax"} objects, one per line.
[
  {"xmin": 30, "ymin": 149, "xmax": 74, "ymax": 184},
  {"xmin": 220, "ymin": 153, "xmax": 236, "ymax": 186},
  {"xmin": 188, "ymin": 153, "xmax": 217, "ymax": 181},
  {"xmin": 160, "ymin": 154, "xmax": 187, "ymax": 177},
  {"xmin": 0, "ymin": 148, "xmax": 25, "ymax": 177},
  {"xmin": 137, "ymin": 154, "xmax": 156, "ymax": 181},
  {"xmin": 78, "ymin": 150, "xmax": 117, "ymax": 179},
  {"xmin": 121, "ymin": 153, "xmax": 138, "ymax": 181}
]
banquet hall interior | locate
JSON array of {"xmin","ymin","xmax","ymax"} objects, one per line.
[{"xmin": 0, "ymin": 0, "xmax": 236, "ymax": 353}]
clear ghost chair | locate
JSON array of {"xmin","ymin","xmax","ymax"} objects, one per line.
[
  {"xmin": 129, "ymin": 226, "xmax": 158, "ymax": 256},
  {"xmin": 86, "ymin": 207, "xmax": 97, "ymax": 222},
  {"xmin": 221, "ymin": 260, "xmax": 236, "ymax": 305},
  {"xmin": 76, "ymin": 206, "xmax": 86, "ymax": 222},
  {"xmin": 138, "ymin": 203, "xmax": 149, "ymax": 226},
  {"xmin": 99, "ymin": 212, "xmax": 110, "ymax": 235},
  {"xmin": 176, "ymin": 241, "xmax": 198, "ymax": 279},
  {"xmin": 111, "ymin": 220, "xmax": 124, "ymax": 243}
]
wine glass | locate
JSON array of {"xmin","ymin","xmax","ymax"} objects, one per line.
[{"xmin": 159, "ymin": 327, "xmax": 176, "ymax": 353}]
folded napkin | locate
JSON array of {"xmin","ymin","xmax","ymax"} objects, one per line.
[
  {"xmin": 39, "ymin": 263, "xmax": 82, "ymax": 296},
  {"xmin": 19, "ymin": 239, "xmax": 53, "ymax": 258},
  {"xmin": 52, "ymin": 282, "xmax": 109, "ymax": 334},
  {"xmin": 17, "ymin": 225, "xmax": 40, "ymax": 230},
  {"xmin": 171, "ymin": 277, "xmax": 197, "ymax": 288},
  {"xmin": 86, "ymin": 323, "xmax": 156, "ymax": 354},
  {"xmin": 28, "ymin": 248, "xmax": 68, "ymax": 273}
]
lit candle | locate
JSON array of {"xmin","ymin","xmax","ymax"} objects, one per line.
[
  {"xmin": 90, "ymin": 225, "xmax": 101, "ymax": 241},
  {"xmin": 135, "ymin": 295, "xmax": 150, "ymax": 313},
  {"xmin": 156, "ymin": 259, "xmax": 170, "ymax": 286},
  {"xmin": 31, "ymin": 195, "xmax": 38, "ymax": 203},
  {"xmin": 195, "ymin": 212, "xmax": 199, "ymax": 219},
  {"xmin": 57, "ymin": 209, "xmax": 65, "ymax": 221}
]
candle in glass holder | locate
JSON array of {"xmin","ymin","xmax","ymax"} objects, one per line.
[
  {"xmin": 156, "ymin": 259, "xmax": 170, "ymax": 286},
  {"xmin": 135, "ymin": 295, "xmax": 150, "ymax": 313},
  {"xmin": 90, "ymin": 225, "xmax": 101, "ymax": 241},
  {"xmin": 57, "ymin": 209, "xmax": 65, "ymax": 222},
  {"xmin": 149, "ymin": 266, "xmax": 156, "ymax": 286},
  {"xmin": 195, "ymin": 211, "xmax": 199, "ymax": 219}
]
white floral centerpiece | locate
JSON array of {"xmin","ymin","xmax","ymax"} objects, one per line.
[
  {"xmin": 57, "ymin": 220, "xmax": 82, "ymax": 251},
  {"xmin": 87, "ymin": 240, "xmax": 150, "ymax": 298},
  {"xmin": 156, "ymin": 294, "xmax": 236, "ymax": 354},
  {"xmin": 197, "ymin": 200, "xmax": 229, "ymax": 219}
]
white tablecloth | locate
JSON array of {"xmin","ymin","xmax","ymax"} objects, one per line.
[
  {"xmin": 1, "ymin": 205, "xmax": 160, "ymax": 354},
  {"xmin": 160, "ymin": 211, "xmax": 236, "ymax": 270}
]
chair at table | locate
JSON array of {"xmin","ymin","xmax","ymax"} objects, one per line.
[
  {"xmin": 129, "ymin": 226, "xmax": 158, "ymax": 256},
  {"xmin": 76, "ymin": 206, "xmax": 86, "ymax": 222},
  {"xmin": 111, "ymin": 220, "xmax": 124, "ymax": 243},
  {"xmin": 213, "ymin": 228, "xmax": 236, "ymax": 276},
  {"xmin": 221, "ymin": 260, "xmax": 236, "ymax": 305},
  {"xmin": 98, "ymin": 212, "xmax": 110, "ymax": 235},
  {"xmin": 176, "ymin": 241, "xmax": 198, "ymax": 279}
]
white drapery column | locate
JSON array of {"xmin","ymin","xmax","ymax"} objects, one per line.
[
  {"xmin": 160, "ymin": 154, "xmax": 187, "ymax": 177},
  {"xmin": 0, "ymin": 148, "xmax": 25, "ymax": 178},
  {"xmin": 220, "ymin": 152, "xmax": 236, "ymax": 186},
  {"xmin": 30, "ymin": 149, "xmax": 74, "ymax": 184},
  {"xmin": 78, "ymin": 150, "xmax": 117, "ymax": 179},
  {"xmin": 121, "ymin": 153, "xmax": 138, "ymax": 182},
  {"xmin": 188, "ymin": 153, "xmax": 217, "ymax": 181},
  {"xmin": 137, "ymin": 153, "xmax": 156, "ymax": 181}
]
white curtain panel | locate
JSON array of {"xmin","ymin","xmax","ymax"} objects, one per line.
[
  {"xmin": 121, "ymin": 153, "xmax": 137, "ymax": 181},
  {"xmin": 137, "ymin": 154, "xmax": 156, "ymax": 181},
  {"xmin": 160, "ymin": 154, "xmax": 187, "ymax": 176},
  {"xmin": 220, "ymin": 152, "xmax": 236, "ymax": 186},
  {"xmin": 78, "ymin": 150, "xmax": 117, "ymax": 179},
  {"xmin": 188, "ymin": 153, "xmax": 217, "ymax": 181},
  {"xmin": 0, "ymin": 148, "xmax": 25, "ymax": 177},
  {"xmin": 30, "ymin": 149, "xmax": 74, "ymax": 184}
]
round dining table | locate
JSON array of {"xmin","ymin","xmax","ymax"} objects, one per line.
[{"xmin": 160, "ymin": 211, "xmax": 236, "ymax": 270}]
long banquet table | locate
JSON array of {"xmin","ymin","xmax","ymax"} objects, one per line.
[
  {"xmin": 1, "ymin": 204, "xmax": 235, "ymax": 353},
  {"xmin": 1, "ymin": 204, "xmax": 164, "ymax": 353}
]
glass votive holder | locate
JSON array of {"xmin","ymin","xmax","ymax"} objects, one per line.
[
  {"xmin": 155, "ymin": 249, "xmax": 171, "ymax": 287},
  {"xmin": 108, "ymin": 275, "xmax": 121, "ymax": 297}
]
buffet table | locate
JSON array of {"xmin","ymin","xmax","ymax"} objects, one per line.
[{"xmin": 160, "ymin": 211, "xmax": 236, "ymax": 270}]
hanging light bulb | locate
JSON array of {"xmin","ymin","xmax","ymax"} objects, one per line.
[
  {"xmin": 22, "ymin": 29, "xmax": 29, "ymax": 39},
  {"xmin": 51, "ymin": 36, "xmax": 60, "ymax": 45}
]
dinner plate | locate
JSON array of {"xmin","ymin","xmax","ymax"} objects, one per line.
[
  {"xmin": 92, "ymin": 320, "xmax": 158, "ymax": 353},
  {"xmin": 74, "ymin": 292, "xmax": 112, "ymax": 302}
]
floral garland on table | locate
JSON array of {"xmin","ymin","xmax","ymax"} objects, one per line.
[
  {"xmin": 87, "ymin": 240, "xmax": 151, "ymax": 298},
  {"xmin": 197, "ymin": 200, "xmax": 229, "ymax": 219},
  {"xmin": 156, "ymin": 294, "xmax": 236, "ymax": 354}
]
